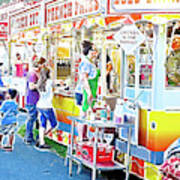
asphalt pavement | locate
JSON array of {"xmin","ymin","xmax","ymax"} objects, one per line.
[{"xmin": 0, "ymin": 113, "xmax": 140, "ymax": 180}]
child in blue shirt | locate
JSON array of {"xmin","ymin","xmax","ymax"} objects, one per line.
[{"xmin": 0, "ymin": 89, "xmax": 18, "ymax": 151}]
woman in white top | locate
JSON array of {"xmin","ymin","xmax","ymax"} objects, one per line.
[{"xmin": 36, "ymin": 68, "xmax": 57, "ymax": 149}]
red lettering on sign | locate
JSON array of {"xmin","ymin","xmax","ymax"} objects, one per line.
[
  {"xmin": 113, "ymin": 0, "xmax": 140, "ymax": 5},
  {"xmin": 47, "ymin": 0, "xmax": 99, "ymax": 24},
  {"xmin": 55, "ymin": 6, "xmax": 59, "ymax": 20},
  {"xmin": 67, "ymin": 2, "xmax": 72, "ymax": 18},
  {"xmin": 121, "ymin": 0, "xmax": 126, "ymax": 4},
  {"xmin": 52, "ymin": 7, "xmax": 55, "ymax": 21},
  {"xmin": 146, "ymin": 0, "xmax": 152, "ymax": 3},
  {"xmin": 48, "ymin": 9, "xmax": 51, "ymax": 22},
  {"xmin": 75, "ymin": 1, "xmax": 78, "ymax": 16},
  {"xmin": 59, "ymin": 6, "xmax": 63, "ymax": 19},
  {"xmin": 64, "ymin": 4, "xmax": 67, "ymax": 18},
  {"xmin": 135, "ymin": 0, "xmax": 140, "ymax": 3},
  {"xmin": 30, "ymin": 14, "xmax": 32, "ymax": 26}
]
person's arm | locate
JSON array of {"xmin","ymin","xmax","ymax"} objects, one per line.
[
  {"xmin": 47, "ymin": 80, "xmax": 53, "ymax": 101},
  {"xmin": 0, "ymin": 101, "xmax": 7, "ymax": 113},
  {"xmin": 0, "ymin": 101, "xmax": 9, "ymax": 118},
  {"xmin": 82, "ymin": 72, "xmax": 93, "ymax": 102},
  {"xmin": 79, "ymin": 60, "xmax": 93, "ymax": 102},
  {"xmin": 82, "ymin": 73, "xmax": 91, "ymax": 94}
]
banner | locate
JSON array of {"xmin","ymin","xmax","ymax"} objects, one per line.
[
  {"xmin": 107, "ymin": 0, "xmax": 180, "ymax": 15},
  {"xmin": 10, "ymin": 7, "xmax": 41, "ymax": 34},
  {"xmin": 46, "ymin": 0, "xmax": 100, "ymax": 25},
  {"xmin": 0, "ymin": 22, "xmax": 8, "ymax": 40}
]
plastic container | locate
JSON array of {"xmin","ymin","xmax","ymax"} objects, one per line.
[{"xmin": 113, "ymin": 98, "xmax": 123, "ymax": 124}]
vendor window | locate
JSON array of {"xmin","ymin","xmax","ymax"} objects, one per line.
[
  {"xmin": 166, "ymin": 20, "xmax": 180, "ymax": 88},
  {"xmin": 56, "ymin": 40, "xmax": 72, "ymax": 80},
  {"xmin": 105, "ymin": 45, "xmax": 121, "ymax": 96},
  {"xmin": 137, "ymin": 21, "xmax": 154, "ymax": 88},
  {"xmin": 126, "ymin": 21, "xmax": 154, "ymax": 88}
]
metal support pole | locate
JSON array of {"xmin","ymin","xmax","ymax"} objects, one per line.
[
  {"xmin": 69, "ymin": 119, "xmax": 75, "ymax": 176},
  {"xmin": 92, "ymin": 127, "xmax": 98, "ymax": 180},
  {"xmin": 125, "ymin": 127, "xmax": 132, "ymax": 180}
]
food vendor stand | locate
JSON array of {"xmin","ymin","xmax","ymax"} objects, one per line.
[
  {"xmin": 106, "ymin": 0, "xmax": 180, "ymax": 179},
  {"xmin": 45, "ymin": 0, "xmax": 105, "ymax": 145}
]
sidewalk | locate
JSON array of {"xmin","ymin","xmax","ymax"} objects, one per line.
[
  {"xmin": 0, "ymin": 113, "xmax": 140, "ymax": 180},
  {"xmin": 0, "ymin": 112, "xmax": 97, "ymax": 180},
  {"xmin": 0, "ymin": 132, "xmax": 102, "ymax": 180}
]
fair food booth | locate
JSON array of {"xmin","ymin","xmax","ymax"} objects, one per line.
[{"xmin": 106, "ymin": 0, "xmax": 180, "ymax": 179}]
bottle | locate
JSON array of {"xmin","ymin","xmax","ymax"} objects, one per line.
[
  {"xmin": 107, "ymin": 105, "xmax": 111, "ymax": 121},
  {"xmin": 113, "ymin": 98, "xmax": 123, "ymax": 124},
  {"xmin": 95, "ymin": 100, "xmax": 101, "ymax": 120},
  {"xmin": 100, "ymin": 100, "xmax": 107, "ymax": 122}
]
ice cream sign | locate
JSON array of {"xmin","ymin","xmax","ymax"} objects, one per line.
[
  {"xmin": 107, "ymin": 0, "xmax": 180, "ymax": 14},
  {"xmin": 114, "ymin": 24, "xmax": 145, "ymax": 54}
]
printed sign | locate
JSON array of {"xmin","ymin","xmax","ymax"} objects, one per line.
[
  {"xmin": 107, "ymin": 0, "xmax": 180, "ymax": 14},
  {"xmin": 11, "ymin": 7, "xmax": 40, "ymax": 34},
  {"xmin": 46, "ymin": 0, "xmax": 100, "ymax": 25},
  {"xmin": 0, "ymin": 12, "xmax": 8, "ymax": 21},
  {"xmin": 114, "ymin": 24, "xmax": 145, "ymax": 54},
  {"xmin": 0, "ymin": 22, "xmax": 8, "ymax": 40}
]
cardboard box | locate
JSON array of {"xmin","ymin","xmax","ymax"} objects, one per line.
[{"xmin": 76, "ymin": 141, "xmax": 114, "ymax": 163}]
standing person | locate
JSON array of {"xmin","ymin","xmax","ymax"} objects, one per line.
[
  {"xmin": 36, "ymin": 67, "xmax": 57, "ymax": 150},
  {"xmin": 75, "ymin": 40, "xmax": 100, "ymax": 140},
  {"xmin": 24, "ymin": 57, "xmax": 45, "ymax": 144},
  {"xmin": 106, "ymin": 54, "xmax": 113, "ymax": 92},
  {"xmin": 0, "ymin": 89, "xmax": 18, "ymax": 151},
  {"xmin": 15, "ymin": 53, "xmax": 23, "ymax": 77}
]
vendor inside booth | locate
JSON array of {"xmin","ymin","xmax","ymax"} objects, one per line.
[{"xmin": 166, "ymin": 20, "xmax": 180, "ymax": 88}]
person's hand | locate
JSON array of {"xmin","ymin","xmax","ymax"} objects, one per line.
[
  {"xmin": 29, "ymin": 82, "xmax": 37, "ymax": 90},
  {"xmin": 59, "ymin": 80, "xmax": 64, "ymax": 86},
  {"xmin": 88, "ymin": 94, "xmax": 93, "ymax": 105},
  {"xmin": 0, "ymin": 112, "xmax": 3, "ymax": 118}
]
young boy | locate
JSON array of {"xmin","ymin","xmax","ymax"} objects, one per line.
[{"xmin": 0, "ymin": 89, "xmax": 18, "ymax": 152}]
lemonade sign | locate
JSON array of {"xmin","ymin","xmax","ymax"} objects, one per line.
[{"xmin": 114, "ymin": 24, "xmax": 145, "ymax": 54}]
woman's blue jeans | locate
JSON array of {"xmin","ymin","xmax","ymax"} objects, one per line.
[{"xmin": 25, "ymin": 104, "xmax": 38, "ymax": 142}]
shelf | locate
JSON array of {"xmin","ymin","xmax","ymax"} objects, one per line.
[
  {"xmin": 139, "ymin": 86, "xmax": 152, "ymax": 89},
  {"xmin": 68, "ymin": 116, "xmax": 134, "ymax": 129},
  {"xmin": 68, "ymin": 154, "xmax": 125, "ymax": 171},
  {"xmin": 67, "ymin": 116, "xmax": 133, "ymax": 180},
  {"xmin": 68, "ymin": 116, "xmax": 116, "ymax": 128}
]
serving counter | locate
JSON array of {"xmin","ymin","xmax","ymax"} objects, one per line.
[{"xmin": 51, "ymin": 90, "xmax": 80, "ymax": 145}]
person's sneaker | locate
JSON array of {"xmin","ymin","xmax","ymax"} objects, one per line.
[
  {"xmin": 35, "ymin": 144, "xmax": 51, "ymax": 152},
  {"xmin": 24, "ymin": 139, "xmax": 35, "ymax": 145},
  {"xmin": 35, "ymin": 141, "xmax": 39, "ymax": 147},
  {"xmin": 39, "ymin": 144, "xmax": 51, "ymax": 149},
  {"xmin": 3, "ymin": 146, "xmax": 12, "ymax": 152}
]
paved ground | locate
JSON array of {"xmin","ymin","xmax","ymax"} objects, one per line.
[{"xmin": 0, "ymin": 113, "xmax": 141, "ymax": 180}]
